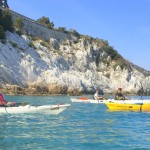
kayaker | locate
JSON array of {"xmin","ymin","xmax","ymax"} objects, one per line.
[
  {"xmin": 94, "ymin": 89, "xmax": 107, "ymax": 100},
  {"xmin": 0, "ymin": 93, "xmax": 7, "ymax": 106},
  {"xmin": 115, "ymin": 88, "xmax": 130, "ymax": 100},
  {"xmin": 0, "ymin": 93, "xmax": 16, "ymax": 106}
]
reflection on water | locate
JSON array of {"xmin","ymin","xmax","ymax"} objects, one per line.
[{"xmin": 0, "ymin": 95, "xmax": 150, "ymax": 149}]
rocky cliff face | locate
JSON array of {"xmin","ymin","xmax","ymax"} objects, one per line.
[
  {"xmin": 0, "ymin": 30, "xmax": 150, "ymax": 95},
  {"xmin": 0, "ymin": 8, "xmax": 150, "ymax": 95}
]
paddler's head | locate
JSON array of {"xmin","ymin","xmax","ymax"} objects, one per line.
[
  {"xmin": 96, "ymin": 89, "xmax": 99, "ymax": 93},
  {"xmin": 118, "ymin": 88, "xmax": 122, "ymax": 93}
]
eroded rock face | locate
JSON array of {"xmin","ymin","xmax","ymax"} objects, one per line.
[
  {"xmin": 109, "ymin": 67, "xmax": 144, "ymax": 94},
  {"xmin": 141, "ymin": 76, "xmax": 150, "ymax": 95},
  {"xmin": 0, "ymin": 31, "xmax": 150, "ymax": 95}
]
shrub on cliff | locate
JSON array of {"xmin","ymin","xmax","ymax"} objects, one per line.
[
  {"xmin": 10, "ymin": 41, "xmax": 17, "ymax": 48},
  {"xmin": 69, "ymin": 29, "xmax": 80, "ymax": 38},
  {"xmin": 1, "ymin": 9, "xmax": 13, "ymax": 32},
  {"xmin": 14, "ymin": 17, "xmax": 24, "ymax": 32},
  {"xmin": 29, "ymin": 41, "xmax": 36, "ymax": 49},
  {"xmin": 0, "ymin": 8, "xmax": 2, "ymax": 16},
  {"xmin": 113, "ymin": 59, "xmax": 130, "ymax": 70},
  {"xmin": 0, "ymin": 25, "xmax": 5, "ymax": 39},
  {"xmin": 103, "ymin": 45, "xmax": 122, "ymax": 60},
  {"xmin": 0, "ymin": 8, "xmax": 14, "ymax": 39},
  {"xmin": 37, "ymin": 16, "xmax": 54, "ymax": 29},
  {"xmin": 57, "ymin": 27, "xmax": 69, "ymax": 34}
]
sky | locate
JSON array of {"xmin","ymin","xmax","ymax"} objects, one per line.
[{"xmin": 8, "ymin": 0, "xmax": 150, "ymax": 70}]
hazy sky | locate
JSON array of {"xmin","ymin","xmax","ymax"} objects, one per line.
[{"xmin": 8, "ymin": 0, "xmax": 150, "ymax": 70}]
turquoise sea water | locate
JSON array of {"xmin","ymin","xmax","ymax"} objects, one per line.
[{"xmin": 1, "ymin": 95, "xmax": 150, "ymax": 150}]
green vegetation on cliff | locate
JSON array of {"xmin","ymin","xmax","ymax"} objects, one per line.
[
  {"xmin": 0, "ymin": 9, "xmax": 131, "ymax": 71},
  {"xmin": 37, "ymin": 16, "xmax": 54, "ymax": 29},
  {"xmin": 0, "ymin": 8, "xmax": 13, "ymax": 39},
  {"xmin": 14, "ymin": 17, "xmax": 24, "ymax": 33}
]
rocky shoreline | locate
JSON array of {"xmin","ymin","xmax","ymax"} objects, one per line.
[{"xmin": 0, "ymin": 84, "xmax": 149, "ymax": 96}]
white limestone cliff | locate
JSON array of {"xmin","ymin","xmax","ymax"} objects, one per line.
[{"xmin": 0, "ymin": 31, "xmax": 149, "ymax": 95}]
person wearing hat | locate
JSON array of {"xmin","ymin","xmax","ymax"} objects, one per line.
[{"xmin": 115, "ymin": 88, "xmax": 130, "ymax": 100}]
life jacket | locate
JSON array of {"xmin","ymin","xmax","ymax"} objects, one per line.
[{"xmin": 115, "ymin": 94, "xmax": 125, "ymax": 100}]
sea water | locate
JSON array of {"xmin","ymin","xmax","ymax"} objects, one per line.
[{"xmin": 0, "ymin": 95, "xmax": 150, "ymax": 150}]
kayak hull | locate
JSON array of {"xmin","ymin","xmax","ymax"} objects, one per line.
[
  {"xmin": 90, "ymin": 99, "xmax": 111, "ymax": 103},
  {"xmin": 0, "ymin": 104, "xmax": 70, "ymax": 114},
  {"xmin": 105, "ymin": 102, "xmax": 150, "ymax": 111},
  {"xmin": 71, "ymin": 98, "xmax": 110, "ymax": 103},
  {"xmin": 110, "ymin": 99, "xmax": 150, "ymax": 104},
  {"xmin": 71, "ymin": 98, "xmax": 91, "ymax": 103},
  {"xmin": 71, "ymin": 98, "xmax": 150, "ymax": 104}
]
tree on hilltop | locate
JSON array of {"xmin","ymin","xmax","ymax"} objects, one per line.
[{"xmin": 37, "ymin": 16, "xmax": 54, "ymax": 29}]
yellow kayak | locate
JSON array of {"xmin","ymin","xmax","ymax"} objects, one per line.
[{"xmin": 105, "ymin": 102, "xmax": 150, "ymax": 111}]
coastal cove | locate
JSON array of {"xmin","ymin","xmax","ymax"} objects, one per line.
[
  {"xmin": 1, "ymin": 1, "xmax": 150, "ymax": 150},
  {"xmin": 0, "ymin": 7, "xmax": 150, "ymax": 96},
  {"xmin": 1, "ymin": 95, "xmax": 150, "ymax": 149}
]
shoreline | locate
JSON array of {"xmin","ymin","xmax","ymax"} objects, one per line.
[
  {"xmin": 2, "ymin": 92, "xmax": 147, "ymax": 96},
  {"xmin": 1, "ymin": 85, "xmax": 149, "ymax": 96}
]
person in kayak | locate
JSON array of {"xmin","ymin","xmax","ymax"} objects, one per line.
[
  {"xmin": 0, "ymin": 93, "xmax": 16, "ymax": 106},
  {"xmin": 94, "ymin": 89, "xmax": 107, "ymax": 100},
  {"xmin": 115, "ymin": 88, "xmax": 130, "ymax": 100},
  {"xmin": 0, "ymin": 93, "xmax": 7, "ymax": 106}
]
